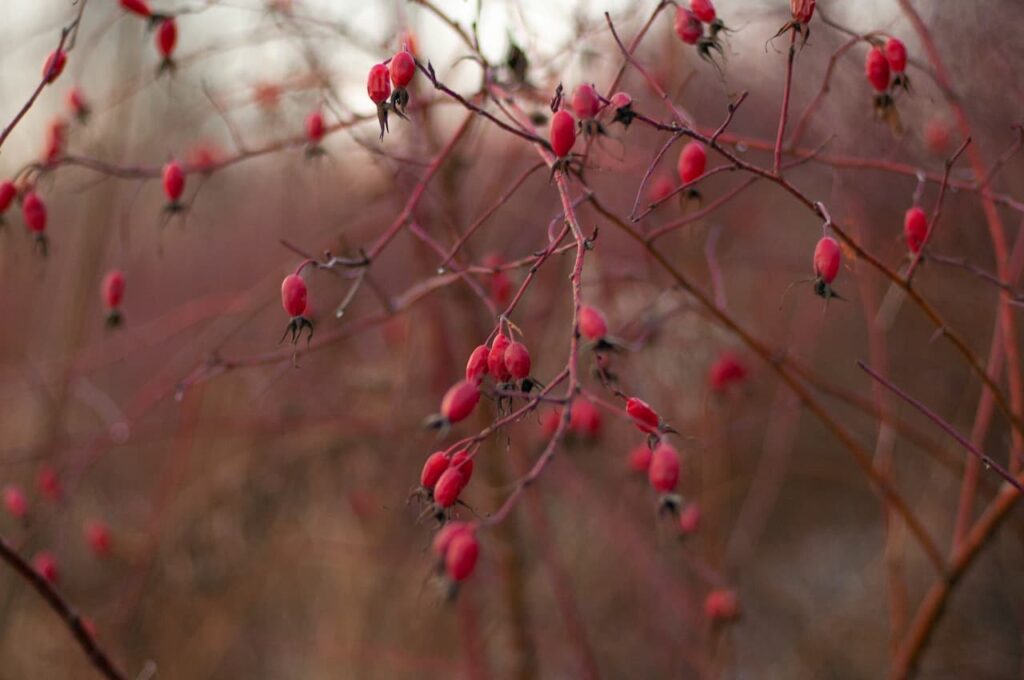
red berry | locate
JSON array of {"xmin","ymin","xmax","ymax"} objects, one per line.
[
  {"xmin": 885, "ymin": 37, "xmax": 907, "ymax": 73},
  {"xmin": 43, "ymin": 50, "xmax": 67, "ymax": 84},
  {"xmin": 120, "ymin": 0, "xmax": 152, "ymax": 17},
  {"xmin": 433, "ymin": 521, "xmax": 471, "ymax": 558},
  {"xmin": 628, "ymin": 444, "xmax": 652, "ymax": 473},
  {"xmin": 679, "ymin": 503, "xmax": 701, "ymax": 534},
  {"xmin": 865, "ymin": 46, "xmax": 890, "ymax": 92},
  {"xmin": 281, "ymin": 273, "xmax": 308, "ymax": 317},
  {"xmin": 33, "ymin": 552, "xmax": 59, "ymax": 584},
  {"xmin": 491, "ymin": 271, "xmax": 512, "ymax": 306},
  {"xmin": 674, "ymin": 8, "xmax": 703, "ymax": 45},
  {"xmin": 791, "ymin": 0, "xmax": 815, "ymax": 23},
  {"xmin": 37, "ymin": 465, "xmax": 62, "ymax": 502},
  {"xmin": 578, "ymin": 305, "xmax": 608, "ymax": 342},
  {"xmin": 540, "ymin": 409, "xmax": 561, "ymax": 438},
  {"xmin": 2, "ymin": 485, "xmax": 27, "ymax": 519},
  {"xmin": 420, "ymin": 452, "xmax": 450, "ymax": 490},
  {"xmin": 570, "ymin": 399, "xmax": 602, "ymax": 438},
  {"xmin": 85, "ymin": 520, "xmax": 111, "ymax": 557},
  {"xmin": 162, "ymin": 160, "xmax": 185, "ymax": 202},
  {"xmin": 102, "ymin": 270, "xmax": 125, "ymax": 310},
  {"xmin": 466, "ymin": 345, "xmax": 489, "ymax": 384},
  {"xmin": 648, "ymin": 442, "xmax": 680, "ymax": 493},
  {"xmin": 708, "ymin": 352, "xmax": 747, "ymax": 392},
  {"xmin": 648, "ymin": 176, "xmax": 675, "ymax": 204},
  {"xmin": 626, "ymin": 397, "xmax": 660, "ymax": 434},
  {"xmin": 691, "ymin": 0, "xmax": 716, "ymax": 24},
  {"xmin": 67, "ymin": 88, "xmax": 89, "ymax": 119},
  {"xmin": 924, "ymin": 117, "xmax": 951, "ymax": 156},
  {"xmin": 571, "ymin": 84, "xmax": 601, "ymax": 120},
  {"xmin": 0, "ymin": 181, "xmax": 16, "ymax": 214},
  {"xmin": 445, "ymin": 531, "xmax": 479, "ymax": 582},
  {"xmin": 22, "ymin": 191, "xmax": 47, "ymax": 234},
  {"xmin": 156, "ymin": 18, "xmax": 177, "ymax": 59},
  {"xmin": 678, "ymin": 141, "xmax": 706, "ymax": 184},
  {"xmin": 42, "ymin": 118, "xmax": 67, "ymax": 164},
  {"xmin": 504, "ymin": 341, "xmax": 531, "ymax": 380},
  {"xmin": 704, "ymin": 588, "xmax": 740, "ymax": 622},
  {"xmin": 433, "ymin": 468, "xmax": 464, "ymax": 508},
  {"xmin": 904, "ymin": 207, "xmax": 928, "ymax": 254},
  {"xmin": 813, "ymin": 236, "xmax": 841, "ymax": 284},
  {"xmin": 450, "ymin": 450, "xmax": 474, "ymax": 487},
  {"xmin": 488, "ymin": 334, "xmax": 512, "ymax": 382},
  {"xmin": 305, "ymin": 110, "xmax": 325, "ymax": 143},
  {"xmin": 389, "ymin": 50, "xmax": 416, "ymax": 89},
  {"xmin": 610, "ymin": 91, "xmax": 631, "ymax": 110},
  {"xmin": 440, "ymin": 380, "xmax": 480, "ymax": 424},
  {"xmin": 549, "ymin": 110, "xmax": 576, "ymax": 158},
  {"xmin": 367, "ymin": 63, "xmax": 391, "ymax": 104}
]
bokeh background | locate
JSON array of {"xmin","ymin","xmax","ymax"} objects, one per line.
[{"xmin": 1, "ymin": 0, "xmax": 1023, "ymax": 678}]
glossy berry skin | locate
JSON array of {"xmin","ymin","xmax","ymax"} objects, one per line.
[
  {"xmin": 43, "ymin": 50, "xmax": 67, "ymax": 84},
  {"xmin": 678, "ymin": 141, "xmax": 707, "ymax": 184},
  {"xmin": 814, "ymin": 236, "xmax": 841, "ymax": 284},
  {"xmin": 389, "ymin": 50, "xmax": 415, "ymax": 88},
  {"xmin": 679, "ymin": 503, "xmax": 701, "ymax": 534},
  {"xmin": 571, "ymin": 84, "xmax": 601, "ymax": 120},
  {"xmin": 156, "ymin": 18, "xmax": 177, "ymax": 59},
  {"xmin": 449, "ymin": 450, "xmax": 474, "ymax": 487},
  {"xmin": 281, "ymin": 274, "xmax": 308, "ymax": 318},
  {"xmin": 420, "ymin": 452, "xmax": 450, "ymax": 490},
  {"xmin": 569, "ymin": 400, "xmax": 602, "ymax": 438},
  {"xmin": 578, "ymin": 305, "xmax": 608, "ymax": 342},
  {"xmin": 367, "ymin": 64, "xmax": 391, "ymax": 104},
  {"xmin": 674, "ymin": 8, "xmax": 703, "ymax": 45},
  {"xmin": 648, "ymin": 443, "xmax": 680, "ymax": 493},
  {"xmin": 791, "ymin": 0, "xmax": 815, "ymax": 23},
  {"xmin": 691, "ymin": 0, "xmax": 716, "ymax": 23},
  {"xmin": 33, "ymin": 552, "xmax": 59, "ymax": 584},
  {"xmin": 628, "ymin": 445, "xmax": 652, "ymax": 473},
  {"xmin": 504, "ymin": 341, "xmax": 531, "ymax": 380},
  {"xmin": 865, "ymin": 47, "xmax": 890, "ymax": 92},
  {"xmin": 709, "ymin": 352, "xmax": 748, "ymax": 392},
  {"xmin": 466, "ymin": 345, "xmax": 489, "ymax": 384},
  {"xmin": 904, "ymin": 207, "xmax": 928, "ymax": 254},
  {"xmin": 704, "ymin": 588, "xmax": 740, "ymax": 622},
  {"xmin": 85, "ymin": 520, "xmax": 111, "ymax": 557},
  {"xmin": 445, "ymin": 531, "xmax": 479, "ymax": 582},
  {"xmin": 0, "ymin": 181, "xmax": 16, "ymax": 214},
  {"xmin": 626, "ymin": 397, "xmax": 660, "ymax": 434},
  {"xmin": 305, "ymin": 111, "xmax": 325, "ymax": 143},
  {"xmin": 549, "ymin": 110, "xmax": 576, "ymax": 158},
  {"xmin": 441, "ymin": 380, "xmax": 480, "ymax": 424},
  {"xmin": 121, "ymin": 0, "xmax": 151, "ymax": 16},
  {"xmin": 162, "ymin": 161, "xmax": 185, "ymax": 202},
  {"xmin": 433, "ymin": 468, "xmax": 464, "ymax": 508},
  {"xmin": 488, "ymin": 334, "xmax": 512, "ymax": 382},
  {"xmin": 2, "ymin": 485, "xmax": 27, "ymax": 519},
  {"xmin": 22, "ymin": 191, "xmax": 47, "ymax": 233},
  {"xmin": 885, "ymin": 37, "xmax": 907, "ymax": 73},
  {"xmin": 102, "ymin": 270, "xmax": 125, "ymax": 310}
]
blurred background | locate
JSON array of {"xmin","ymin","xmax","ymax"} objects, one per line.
[{"xmin": 1, "ymin": 0, "xmax": 1023, "ymax": 678}]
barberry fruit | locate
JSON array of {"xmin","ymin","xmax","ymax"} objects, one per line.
[
  {"xmin": 439, "ymin": 380, "xmax": 481, "ymax": 425},
  {"xmin": 812, "ymin": 236, "xmax": 841, "ymax": 299},
  {"xmin": 626, "ymin": 397, "xmax": 660, "ymax": 434},
  {"xmin": 368, "ymin": 63, "xmax": 394, "ymax": 140},
  {"xmin": 609, "ymin": 91, "xmax": 636, "ymax": 127},
  {"xmin": 488, "ymin": 333, "xmax": 512, "ymax": 383},
  {"xmin": 22, "ymin": 191, "xmax": 48, "ymax": 255},
  {"xmin": 549, "ymin": 109, "xmax": 577, "ymax": 167},
  {"xmin": 433, "ymin": 468, "xmax": 464, "ymax": 508},
  {"xmin": 504, "ymin": 341, "xmax": 531, "ymax": 381},
  {"xmin": 708, "ymin": 352, "xmax": 747, "ymax": 393},
  {"xmin": 162, "ymin": 160, "xmax": 185, "ymax": 210},
  {"xmin": 578, "ymin": 305, "xmax": 608, "ymax": 342},
  {"xmin": 648, "ymin": 442, "xmax": 680, "ymax": 493},
  {"xmin": 569, "ymin": 399, "xmax": 602, "ymax": 438},
  {"xmin": 677, "ymin": 141, "xmax": 707, "ymax": 185},
  {"xmin": 2, "ymin": 485, "xmax": 27, "ymax": 520},
  {"xmin": 280, "ymin": 272, "xmax": 313, "ymax": 345},
  {"xmin": 102, "ymin": 269, "xmax": 126, "ymax": 327},
  {"xmin": 628, "ymin": 444, "xmax": 652, "ymax": 473},
  {"xmin": 445, "ymin": 530, "xmax": 479, "ymax": 582},
  {"xmin": 389, "ymin": 50, "xmax": 416, "ymax": 114},
  {"xmin": 904, "ymin": 206, "xmax": 928, "ymax": 254},
  {"xmin": 156, "ymin": 18, "xmax": 177, "ymax": 73},
  {"xmin": 43, "ymin": 50, "xmax": 67, "ymax": 85},
  {"xmin": 466, "ymin": 344, "xmax": 490, "ymax": 384}
]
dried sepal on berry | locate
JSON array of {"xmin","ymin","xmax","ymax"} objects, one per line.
[
  {"xmin": 102, "ymin": 269, "xmax": 126, "ymax": 328},
  {"xmin": 156, "ymin": 18, "xmax": 178, "ymax": 74},
  {"xmin": 388, "ymin": 50, "xmax": 416, "ymax": 115},
  {"xmin": 280, "ymin": 272, "xmax": 313, "ymax": 345},
  {"xmin": 22, "ymin": 190, "xmax": 48, "ymax": 256},
  {"xmin": 812, "ymin": 236, "xmax": 842, "ymax": 300}
]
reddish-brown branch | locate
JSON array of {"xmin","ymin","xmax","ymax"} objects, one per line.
[{"xmin": 0, "ymin": 535, "xmax": 127, "ymax": 680}]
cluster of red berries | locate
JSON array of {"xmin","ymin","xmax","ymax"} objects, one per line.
[
  {"xmin": 119, "ymin": 0, "xmax": 177, "ymax": 72},
  {"xmin": 418, "ymin": 449, "xmax": 475, "ymax": 513},
  {"xmin": 0, "ymin": 181, "xmax": 54, "ymax": 254},
  {"xmin": 674, "ymin": 0, "xmax": 726, "ymax": 63},
  {"xmin": 367, "ymin": 47, "xmax": 416, "ymax": 140},
  {"xmin": 865, "ymin": 37, "xmax": 909, "ymax": 121}
]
